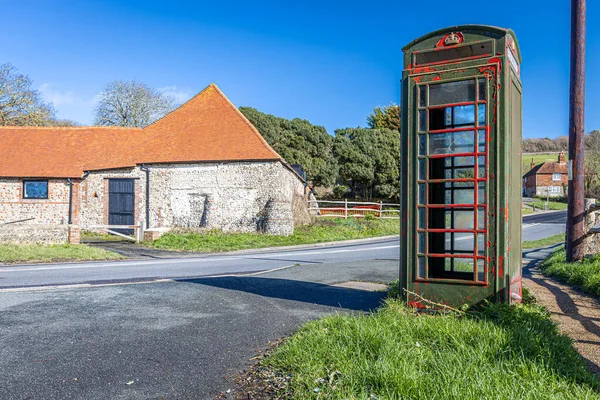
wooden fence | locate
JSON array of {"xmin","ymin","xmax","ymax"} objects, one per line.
[{"xmin": 308, "ymin": 199, "xmax": 400, "ymax": 219}]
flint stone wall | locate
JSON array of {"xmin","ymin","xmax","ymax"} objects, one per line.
[
  {"xmin": 584, "ymin": 198, "xmax": 600, "ymax": 256},
  {"xmin": 0, "ymin": 224, "xmax": 68, "ymax": 245},
  {"xmin": 80, "ymin": 161, "xmax": 306, "ymax": 236}
]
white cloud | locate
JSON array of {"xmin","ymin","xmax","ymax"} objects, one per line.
[
  {"xmin": 38, "ymin": 83, "xmax": 98, "ymax": 124},
  {"xmin": 159, "ymin": 86, "xmax": 193, "ymax": 105},
  {"xmin": 38, "ymin": 83, "xmax": 79, "ymax": 107}
]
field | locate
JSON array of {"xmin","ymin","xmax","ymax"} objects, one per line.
[{"xmin": 522, "ymin": 152, "xmax": 566, "ymax": 174}]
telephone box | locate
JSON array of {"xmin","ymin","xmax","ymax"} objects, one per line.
[{"xmin": 400, "ymin": 25, "xmax": 523, "ymax": 308}]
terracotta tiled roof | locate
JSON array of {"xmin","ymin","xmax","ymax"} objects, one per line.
[
  {"xmin": 523, "ymin": 161, "xmax": 568, "ymax": 178},
  {"xmin": 0, "ymin": 84, "xmax": 281, "ymax": 178}
]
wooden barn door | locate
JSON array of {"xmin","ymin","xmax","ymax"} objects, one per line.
[{"xmin": 108, "ymin": 179, "xmax": 135, "ymax": 235}]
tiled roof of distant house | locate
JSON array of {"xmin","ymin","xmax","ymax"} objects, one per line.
[
  {"xmin": 523, "ymin": 161, "xmax": 568, "ymax": 179},
  {"xmin": 0, "ymin": 84, "xmax": 281, "ymax": 178}
]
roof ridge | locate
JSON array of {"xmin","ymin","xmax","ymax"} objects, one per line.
[{"xmin": 208, "ymin": 83, "xmax": 282, "ymax": 160}]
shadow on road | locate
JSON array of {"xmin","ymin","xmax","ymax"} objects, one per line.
[{"xmin": 178, "ymin": 276, "xmax": 386, "ymax": 312}]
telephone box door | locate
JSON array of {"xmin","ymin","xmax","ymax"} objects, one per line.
[{"xmin": 405, "ymin": 63, "xmax": 499, "ymax": 306}]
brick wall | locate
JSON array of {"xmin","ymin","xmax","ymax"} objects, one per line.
[
  {"xmin": 526, "ymin": 173, "xmax": 568, "ymax": 197},
  {"xmin": 0, "ymin": 178, "xmax": 72, "ymax": 225}
]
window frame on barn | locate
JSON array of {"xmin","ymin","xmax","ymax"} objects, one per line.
[
  {"xmin": 22, "ymin": 180, "xmax": 49, "ymax": 199},
  {"xmin": 552, "ymin": 173, "xmax": 562, "ymax": 181}
]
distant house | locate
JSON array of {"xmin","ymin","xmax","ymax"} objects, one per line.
[
  {"xmin": 0, "ymin": 84, "xmax": 310, "ymax": 244},
  {"xmin": 523, "ymin": 152, "xmax": 568, "ymax": 197}
]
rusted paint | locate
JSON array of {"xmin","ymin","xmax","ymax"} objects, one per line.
[
  {"xmin": 401, "ymin": 26, "xmax": 522, "ymax": 307},
  {"xmin": 411, "ymin": 66, "xmax": 436, "ymax": 75},
  {"xmin": 408, "ymin": 300, "xmax": 427, "ymax": 309}
]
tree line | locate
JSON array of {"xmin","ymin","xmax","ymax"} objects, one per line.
[
  {"xmin": 2, "ymin": 62, "xmax": 599, "ymax": 200},
  {"xmin": 240, "ymin": 105, "xmax": 400, "ymax": 201}
]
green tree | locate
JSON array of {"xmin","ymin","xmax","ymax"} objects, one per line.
[
  {"xmin": 0, "ymin": 63, "xmax": 55, "ymax": 126},
  {"xmin": 239, "ymin": 107, "xmax": 338, "ymax": 187},
  {"xmin": 333, "ymin": 127, "xmax": 400, "ymax": 200},
  {"xmin": 367, "ymin": 103, "xmax": 400, "ymax": 131}
]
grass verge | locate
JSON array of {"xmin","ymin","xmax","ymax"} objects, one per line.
[
  {"xmin": 522, "ymin": 207, "xmax": 534, "ymax": 215},
  {"xmin": 259, "ymin": 295, "xmax": 599, "ymax": 399},
  {"xmin": 528, "ymin": 200, "xmax": 568, "ymax": 211},
  {"xmin": 522, "ymin": 234, "xmax": 564, "ymax": 249},
  {"xmin": 151, "ymin": 218, "xmax": 399, "ymax": 252},
  {"xmin": 81, "ymin": 230, "xmax": 126, "ymax": 242},
  {"xmin": 0, "ymin": 244, "xmax": 123, "ymax": 264},
  {"xmin": 540, "ymin": 249, "xmax": 600, "ymax": 297}
]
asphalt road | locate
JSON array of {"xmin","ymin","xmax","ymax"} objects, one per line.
[
  {"xmin": 0, "ymin": 210, "xmax": 566, "ymax": 290},
  {"xmin": 0, "ymin": 211, "xmax": 566, "ymax": 399}
]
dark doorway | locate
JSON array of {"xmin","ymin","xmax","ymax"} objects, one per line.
[{"xmin": 108, "ymin": 179, "xmax": 135, "ymax": 235}]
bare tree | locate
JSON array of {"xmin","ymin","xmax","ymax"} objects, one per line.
[
  {"xmin": 93, "ymin": 80, "xmax": 177, "ymax": 127},
  {"xmin": 585, "ymin": 130, "xmax": 600, "ymax": 194},
  {"xmin": 0, "ymin": 63, "xmax": 55, "ymax": 126}
]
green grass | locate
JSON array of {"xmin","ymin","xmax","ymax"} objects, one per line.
[
  {"xmin": 522, "ymin": 207, "xmax": 534, "ymax": 215},
  {"xmin": 528, "ymin": 200, "xmax": 568, "ymax": 211},
  {"xmin": 0, "ymin": 244, "xmax": 123, "ymax": 264},
  {"xmin": 541, "ymin": 249, "xmax": 600, "ymax": 297},
  {"xmin": 523, "ymin": 152, "xmax": 567, "ymax": 174},
  {"xmin": 81, "ymin": 230, "xmax": 126, "ymax": 241},
  {"xmin": 150, "ymin": 218, "xmax": 400, "ymax": 252},
  {"xmin": 523, "ymin": 234, "xmax": 565, "ymax": 249},
  {"xmin": 263, "ymin": 296, "xmax": 600, "ymax": 399}
]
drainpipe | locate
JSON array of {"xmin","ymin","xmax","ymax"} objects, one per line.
[
  {"xmin": 140, "ymin": 165, "xmax": 150, "ymax": 229},
  {"xmin": 66, "ymin": 178, "xmax": 73, "ymax": 225}
]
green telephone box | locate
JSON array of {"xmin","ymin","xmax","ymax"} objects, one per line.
[{"xmin": 400, "ymin": 25, "xmax": 523, "ymax": 308}]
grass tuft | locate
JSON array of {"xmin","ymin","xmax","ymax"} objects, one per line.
[
  {"xmin": 540, "ymin": 249, "xmax": 600, "ymax": 297},
  {"xmin": 150, "ymin": 218, "xmax": 400, "ymax": 252},
  {"xmin": 0, "ymin": 244, "xmax": 123, "ymax": 264},
  {"xmin": 263, "ymin": 298, "xmax": 600, "ymax": 399}
]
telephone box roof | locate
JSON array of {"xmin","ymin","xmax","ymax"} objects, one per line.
[{"xmin": 402, "ymin": 24, "xmax": 521, "ymax": 62}]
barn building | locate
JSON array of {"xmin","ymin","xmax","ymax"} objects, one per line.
[{"xmin": 0, "ymin": 84, "xmax": 310, "ymax": 244}]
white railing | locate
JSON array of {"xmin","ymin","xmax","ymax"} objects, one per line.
[
  {"xmin": 308, "ymin": 199, "xmax": 400, "ymax": 219},
  {"xmin": 84, "ymin": 221, "xmax": 145, "ymax": 243}
]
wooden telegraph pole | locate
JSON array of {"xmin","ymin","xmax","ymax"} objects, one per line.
[{"xmin": 566, "ymin": 0, "xmax": 586, "ymax": 262}]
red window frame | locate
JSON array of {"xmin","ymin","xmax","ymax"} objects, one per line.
[{"xmin": 415, "ymin": 76, "xmax": 489, "ymax": 284}]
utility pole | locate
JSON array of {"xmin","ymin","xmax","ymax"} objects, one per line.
[{"xmin": 567, "ymin": 0, "xmax": 586, "ymax": 262}]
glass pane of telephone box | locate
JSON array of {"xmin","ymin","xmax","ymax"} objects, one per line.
[{"xmin": 429, "ymin": 80, "xmax": 475, "ymax": 106}]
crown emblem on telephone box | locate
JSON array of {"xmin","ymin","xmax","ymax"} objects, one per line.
[{"xmin": 444, "ymin": 32, "xmax": 462, "ymax": 46}]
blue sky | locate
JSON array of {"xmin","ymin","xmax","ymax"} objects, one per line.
[{"xmin": 2, "ymin": 0, "xmax": 598, "ymax": 138}]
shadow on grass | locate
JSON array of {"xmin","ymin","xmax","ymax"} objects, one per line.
[
  {"xmin": 177, "ymin": 276, "xmax": 386, "ymax": 312},
  {"xmin": 475, "ymin": 298, "xmax": 600, "ymax": 390}
]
